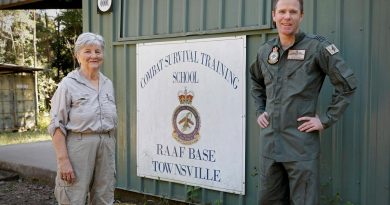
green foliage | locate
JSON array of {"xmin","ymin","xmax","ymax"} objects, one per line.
[
  {"xmin": 56, "ymin": 10, "xmax": 82, "ymax": 39},
  {"xmin": 213, "ymin": 199, "xmax": 223, "ymax": 205},
  {"xmin": 51, "ymin": 9, "xmax": 82, "ymax": 81},
  {"xmin": 213, "ymin": 200, "xmax": 223, "ymax": 205},
  {"xmin": 35, "ymin": 11, "xmax": 57, "ymax": 66},
  {"xmin": 320, "ymin": 179, "xmax": 355, "ymax": 205},
  {"xmin": 37, "ymin": 112, "xmax": 50, "ymax": 131},
  {"xmin": 186, "ymin": 186, "xmax": 201, "ymax": 204},
  {"xmin": 141, "ymin": 196, "xmax": 170, "ymax": 205},
  {"xmin": 50, "ymin": 34, "xmax": 75, "ymax": 81},
  {"xmin": 205, "ymin": 199, "xmax": 223, "ymax": 205},
  {"xmin": 0, "ymin": 10, "xmax": 33, "ymax": 65},
  {"xmin": 38, "ymin": 71, "xmax": 58, "ymax": 112},
  {"xmin": 321, "ymin": 192, "xmax": 355, "ymax": 205},
  {"xmin": 0, "ymin": 9, "xmax": 82, "ymax": 112}
]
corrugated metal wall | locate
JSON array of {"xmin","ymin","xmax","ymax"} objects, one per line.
[
  {"xmin": 0, "ymin": 73, "xmax": 36, "ymax": 131},
  {"xmin": 84, "ymin": 0, "xmax": 390, "ymax": 204}
]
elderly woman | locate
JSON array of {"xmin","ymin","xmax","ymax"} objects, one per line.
[{"xmin": 48, "ymin": 32, "xmax": 117, "ymax": 205}]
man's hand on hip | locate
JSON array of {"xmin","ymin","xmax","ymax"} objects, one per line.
[{"xmin": 297, "ymin": 115, "xmax": 324, "ymax": 132}]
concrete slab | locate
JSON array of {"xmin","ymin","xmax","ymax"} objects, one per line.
[{"xmin": 0, "ymin": 141, "xmax": 56, "ymax": 183}]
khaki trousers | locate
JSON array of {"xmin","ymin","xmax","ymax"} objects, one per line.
[
  {"xmin": 54, "ymin": 132, "xmax": 116, "ymax": 205},
  {"xmin": 258, "ymin": 157, "xmax": 319, "ymax": 205}
]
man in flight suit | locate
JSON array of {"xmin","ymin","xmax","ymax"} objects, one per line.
[{"xmin": 250, "ymin": 0, "xmax": 357, "ymax": 204}]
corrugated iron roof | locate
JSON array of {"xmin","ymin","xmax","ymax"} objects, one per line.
[
  {"xmin": 0, "ymin": 63, "xmax": 43, "ymax": 74},
  {"xmin": 0, "ymin": 0, "xmax": 42, "ymax": 9}
]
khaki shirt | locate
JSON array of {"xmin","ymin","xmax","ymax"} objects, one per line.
[
  {"xmin": 250, "ymin": 31, "xmax": 357, "ymax": 161},
  {"xmin": 48, "ymin": 69, "xmax": 118, "ymax": 137}
]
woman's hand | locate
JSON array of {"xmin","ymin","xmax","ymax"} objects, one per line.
[
  {"xmin": 52, "ymin": 128, "xmax": 76, "ymax": 184},
  {"xmin": 58, "ymin": 157, "xmax": 76, "ymax": 184}
]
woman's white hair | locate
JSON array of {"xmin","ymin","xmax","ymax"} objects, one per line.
[{"xmin": 74, "ymin": 32, "xmax": 105, "ymax": 55}]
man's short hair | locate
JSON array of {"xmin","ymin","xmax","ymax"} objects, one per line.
[{"xmin": 272, "ymin": 0, "xmax": 304, "ymax": 13}]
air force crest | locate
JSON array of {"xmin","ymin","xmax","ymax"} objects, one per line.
[
  {"xmin": 268, "ymin": 46, "xmax": 280, "ymax": 65},
  {"xmin": 172, "ymin": 88, "xmax": 201, "ymax": 145}
]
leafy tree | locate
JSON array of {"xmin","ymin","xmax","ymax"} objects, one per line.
[
  {"xmin": 0, "ymin": 10, "xmax": 33, "ymax": 65},
  {"xmin": 44, "ymin": 9, "xmax": 82, "ymax": 110},
  {"xmin": 51, "ymin": 9, "xmax": 82, "ymax": 81},
  {"xmin": 37, "ymin": 71, "xmax": 57, "ymax": 112},
  {"xmin": 0, "ymin": 9, "xmax": 82, "ymax": 112},
  {"xmin": 36, "ymin": 10, "xmax": 57, "ymax": 66}
]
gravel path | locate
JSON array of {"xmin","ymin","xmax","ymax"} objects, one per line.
[{"xmin": 0, "ymin": 177, "xmax": 56, "ymax": 205}]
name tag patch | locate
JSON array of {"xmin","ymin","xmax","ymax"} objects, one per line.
[{"xmin": 287, "ymin": 50, "xmax": 306, "ymax": 60}]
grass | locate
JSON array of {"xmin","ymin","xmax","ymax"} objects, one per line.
[
  {"xmin": 0, "ymin": 130, "xmax": 51, "ymax": 145},
  {"xmin": 0, "ymin": 112, "xmax": 51, "ymax": 146}
]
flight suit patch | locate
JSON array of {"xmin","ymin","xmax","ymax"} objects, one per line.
[
  {"xmin": 268, "ymin": 46, "xmax": 279, "ymax": 65},
  {"xmin": 287, "ymin": 50, "xmax": 306, "ymax": 60},
  {"xmin": 325, "ymin": 44, "xmax": 339, "ymax": 55}
]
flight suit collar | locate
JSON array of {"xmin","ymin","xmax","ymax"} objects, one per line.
[{"xmin": 274, "ymin": 30, "xmax": 306, "ymax": 49}]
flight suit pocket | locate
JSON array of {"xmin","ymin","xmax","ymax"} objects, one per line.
[
  {"xmin": 333, "ymin": 64, "xmax": 357, "ymax": 91},
  {"xmin": 344, "ymin": 74, "xmax": 357, "ymax": 90}
]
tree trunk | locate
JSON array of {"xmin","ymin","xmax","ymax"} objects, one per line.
[{"xmin": 10, "ymin": 29, "xmax": 16, "ymax": 58}]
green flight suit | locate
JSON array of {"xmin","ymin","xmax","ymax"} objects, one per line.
[{"xmin": 250, "ymin": 31, "xmax": 357, "ymax": 204}]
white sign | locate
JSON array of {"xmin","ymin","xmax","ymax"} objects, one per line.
[{"xmin": 136, "ymin": 36, "xmax": 246, "ymax": 194}]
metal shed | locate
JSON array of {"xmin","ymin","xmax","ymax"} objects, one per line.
[
  {"xmin": 80, "ymin": 0, "xmax": 389, "ymax": 204},
  {"xmin": 1, "ymin": 0, "xmax": 388, "ymax": 204},
  {"xmin": 0, "ymin": 64, "xmax": 42, "ymax": 131}
]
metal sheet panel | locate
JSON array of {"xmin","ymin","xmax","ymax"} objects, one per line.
[
  {"xmin": 363, "ymin": 0, "xmax": 390, "ymax": 204},
  {"xmin": 83, "ymin": 0, "xmax": 390, "ymax": 204},
  {"xmin": 312, "ymin": 0, "xmax": 389, "ymax": 204},
  {"xmin": 0, "ymin": 113, "xmax": 14, "ymax": 130},
  {"xmin": 119, "ymin": 0, "xmax": 272, "ymax": 41},
  {"xmin": 0, "ymin": 73, "xmax": 36, "ymax": 131}
]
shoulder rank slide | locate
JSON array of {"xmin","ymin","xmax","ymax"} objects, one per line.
[{"xmin": 325, "ymin": 44, "xmax": 339, "ymax": 55}]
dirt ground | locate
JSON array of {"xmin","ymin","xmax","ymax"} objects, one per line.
[
  {"xmin": 0, "ymin": 177, "xmax": 57, "ymax": 205},
  {"xmin": 0, "ymin": 170, "xmax": 178, "ymax": 205},
  {"xmin": 0, "ymin": 178, "xmax": 144, "ymax": 205}
]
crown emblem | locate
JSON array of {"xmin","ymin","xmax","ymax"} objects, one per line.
[
  {"xmin": 178, "ymin": 88, "xmax": 194, "ymax": 104},
  {"xmin": 172, "ymin": 88, "xmax": 200, "ymax": 145}
]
